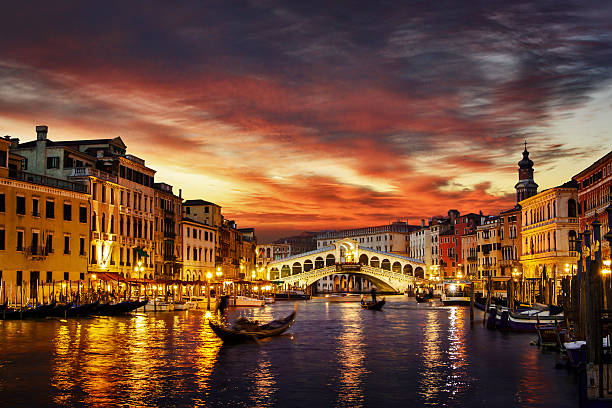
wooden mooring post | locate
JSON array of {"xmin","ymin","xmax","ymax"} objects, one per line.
[{"xmin": 469, "ymin": 282, "xmax": 474, "ymax": 323}]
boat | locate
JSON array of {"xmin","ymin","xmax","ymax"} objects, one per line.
[
  {"xmin": 508, "ymin": 307, "xmax": 564, "ymax": 332},
  {"xmin": 173, "ymin": 301, "xmax": 189, "ymax": 311},
  {"xmin": 415, "ymin": 293, "xmax": 433, "ymax": 303},
  {"xmin": 536, "ymin": 320, "xmax": 567, "ymax": 349},
  {"xmin": 209, "ymin": 306, "xmax": 297, "ymax": 342},
  {"xmin": 274, "ymin": 290, "xmax": 310, "ymax": 300},
  {"xmin": 231, "ymin": 296, "xmax": 265, "ymax": 307},
  {"xmin": 95, "ymin": 300, "xmax": 148, "ymax": 316},
  {"xmin": 264, "ymin": 297, "xmax": 275, "ymax": 304},
  {"xmin": 564, "ymin": 341, "xmax": 587, "ymax": 368},
  {"xmin": 325, "ymin": 293, "xmax": 362, "ymax": 302},
  {"xmin": 185, "ymin": 296, "xmax": 207, "ymax": 309},
  {"xmin": 361, "ymin": 298, "xmax": 385, "ymax": 310},
  {"xmin": 441, "ymin": 280, "xmax": 471, "ymax": 305}
]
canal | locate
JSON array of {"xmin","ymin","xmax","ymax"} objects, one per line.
[{"xmin": 0, "ymin": 296, "xmax": 578, "ymax": 407}]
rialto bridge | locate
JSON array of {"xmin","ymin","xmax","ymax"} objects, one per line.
[{"xmin": 265, "ymin": 238, "xmax": 426, "ymax": 293}]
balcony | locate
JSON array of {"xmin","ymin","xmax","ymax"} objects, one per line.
[
  {"xmin": 69, "ymin": 167, "xmax": 118, "ymax": 183},
  {"xmin": 25, "ymin": 245, "xmax": 47, "ymax": 259},
  {"xmin": 9, "ymin": 170, "xmax": 87, "ymax": 194}
]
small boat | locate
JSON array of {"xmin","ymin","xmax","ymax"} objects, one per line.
[
  {"xmin": 231, "ymin": 296, "xmax": 265, "ymax": 307},
  {"xmin": 361, "ymin": 298, "xmax": 385, "ymax": 310},
  {"xmin": 508, "ymin": 307, "xmax": 564, "ymax": 332},
  {"xmin": 209, "ymin": 307, "xmax": 297, "ymax": 342},
  {"xmin": 264, "ymin": 297, "xmax": 275, "ymax": 304},
  {"xmin": 536, "ymin": 320, "xmax": 567, "ymax": 349},
  {"xmin": 274, "ymin": 290, "xmax": 311, "ymax": 300},
  {"xmin": 564, "ymin": 341, "xmax": 586, "ymax": 367},
  {"xmin": 173, "ymin": 301, "xmax": 188, "ymax": 311},
  {"xmin": 325, "ymin": 293, "xmax": 362, "ymax": 302},
  {"xmin": 441, "ymin": 280, "xmax": 471, "ymax": 305},
  {"xmin": 416, "ymin": 293, "xmax": 434, "ymax": 303},
  {"xmin": 185, "ymin": 296, "xmax": 207, "ymax": 309}
]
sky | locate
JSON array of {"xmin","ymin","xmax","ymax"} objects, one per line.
[{"xmin": 1, "ymin": 1, "xmax": 612, "ymax": 242}]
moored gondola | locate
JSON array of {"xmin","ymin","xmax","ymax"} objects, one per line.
[
  {"xmin": 209, "ymin": 306, "xmax": 297, "ymax": 342},
  {"xmin": 416, "ymin": 293, "xmax": 433, "ymax": 303}
]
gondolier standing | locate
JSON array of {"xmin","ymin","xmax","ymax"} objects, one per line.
[{"xmin": 370, "ymin": 287, "xmax": 377, "ymax": 303}]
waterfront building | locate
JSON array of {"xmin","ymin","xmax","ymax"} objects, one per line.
[
  {"xmin": 182, "ymin": 199, "xmax": 222, "ymax": 227},
  {"xmin": 256, "ymin": 243, "xmax": 292, "ymax": 268},
  {"xmin": 13, "ymin": 126, "xmax": 157, "ymax": 279},
  {"xmin": 429, "ymin": 217, "xmax": 451, "ymax": 279},
  {"xmin": 461, "ymin": 231, "xmax": 478, "ymax": 279},
  {"xmin": 408, "ymin": 223, "xmax": 432, "ymax": 267},
  {"xmin": 317, "ymin": 221, "xmax": 416, "ymax": 254},
  {"xmin": 572, "ymin": 150, "xmax": 612, "ymax": 259},
  {"xmin": 519, "ymin": 180, "xmax": 579, "ymax": 302},
  {"xmin": 180, "ymin": 217, "xmax": 216, "ymax": 281},
  {"xmin": 153, "ymin": 183, "xmax": 182, "ymax": 279},
  {"xmin": 0, "ymin": 138, "xmax": 90, "ymax": 302},
  {"xmin": 476, "ymin": 216, "xmax": 502, "ymax": 279},
  {"xmin": 276, "ymin": 232, "xmax": 318, "ymax": 255},
  {"xmin": 499, "ymin": 206, "xmax": 522, "ymax": 278}
]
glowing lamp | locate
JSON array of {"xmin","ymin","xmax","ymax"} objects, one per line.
[{"xmin": 449, "ymin": 284, "xmax": 456, "ymax": 292}]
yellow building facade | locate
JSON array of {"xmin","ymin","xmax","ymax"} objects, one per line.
[{"xmin": 0, "ymin": 139, "xmax": 89, "ymax": 304}]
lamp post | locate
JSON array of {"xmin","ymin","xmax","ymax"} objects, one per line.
[{"xmin": 206, "ymin": 271, "xmax": 212, "ymax": 310}]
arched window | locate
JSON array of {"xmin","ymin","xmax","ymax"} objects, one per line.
[
  {"xmin": 569, "ymin": 230, "xmax": 577, "ymax": 251},
  {"xmin": 92, "ymin": 212, "xmax": 97, "ymax": 231}
]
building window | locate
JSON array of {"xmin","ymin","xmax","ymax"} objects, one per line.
[
  {"xmin": 46, "ymin": 200, "xmax": 55, "ymax": 219},
  {"xmin": 46, "ymin": 156, "xmax": 60, "ymax": 169},
  {"xmin": 92, "ymin": 183, "xmax": 97, "ymax": 200},
  {"xmin": 16, "ymin": 196, "xmax": 25, "ymax": 215},
  {"xmin": 0, "ymin": 150, "xmax": 7, "ymax": 167},
  {"xmin": 120, "ymin": 191, "xmax": 124, "ymax": 205},
  {"xmin": 80, "ymin": 272, "xmax": 85, "ymax": 281},
  {"xmin": 101, "ymin": 185, "xmax": 106, "ymax": 203},
  {"xmin": 91, "ymin": 244, "xmax": 97, "ymax": 264},
  {"xmin": 110, "ymin": 188, "xmax": 114, "ymax": 205},
  {"xmin": 79, "ymin": 206, "xmax": 87, "ymax": 223},
  {"xmin": 64, "ymin": 272, "xmax": 69, "ymax": 281},
  {"xmin": 32, "ymin": 198, "xmax": 40, "ymax": 217},
  {"xmin": 64, "ymin": 235, "xmax": 70, "ymax": 254},
  {"xmin": 16, "ymin": 230, "xmax": 24, "ymax": 251},
  {"xmin": 0, "ymin": 193, "xmax": 4, "ymax": 212},
  {"xmin": 79, "ymin": 237, "xmax": 85, "ymax": 256},
  {"xmin": 16, "ymin": 270, "xmax": 22, "ymax": 286},
  {"xmin": 92, "ymin": 212, "xmax": 97, "ymax": 231},
  {"xmin": 63, "ymin": 203, "xmax": 72, "ymax": 221},
  {"xmin": 45, "ymin": 234, "xmax": 53, "ymax": 254},
  {"xmin": 46, "ymin": 271, "xmax": 52, "ymax": 283},
  {"xmin": 0, "ymin": 228, "xmax": 4, "ymax": 250},
  {"xmin": 186, "ymin": 207, "xmax": 190, "ymax": 214}
]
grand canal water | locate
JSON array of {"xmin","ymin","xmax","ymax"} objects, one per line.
[{"xmin": 0, "ymin": 296, "xmax": 578, "ymax": 407}]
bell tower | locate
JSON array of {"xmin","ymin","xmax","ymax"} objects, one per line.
[{"xmin": 514, "ymin": 141, "xmax": 538, "ymax": 202}]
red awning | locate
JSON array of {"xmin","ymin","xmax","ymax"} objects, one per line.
[{"xmin": 95, "ymin": 272, "xmax": 127, "ymax": 283}]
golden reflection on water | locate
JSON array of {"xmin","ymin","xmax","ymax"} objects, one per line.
[
  {"xmin": 249, "ymin": 351, "xmax": 277, "ymax": 407},
  {"xmin": 48, "ymin": 312, "xmax": 223, "ymax": 407},
  {"xmin": 335, "ymin": 305, "xmax": 367, "ymax": 408},
  {"xmin": 446, "ymin": 307, "xmax": 467, "ymax": 396},
  {"xmin": 419, "ymin": 310, "xmax": 443, "ymax": 402}
]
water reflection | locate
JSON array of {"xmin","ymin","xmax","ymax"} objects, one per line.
[
  {"xmin": 419, "ymin": 309, "xmax": 443, "ymax": 403},
  {"xmin": 0, "ymin": 298, "xmax": 579, "ymax": 407},
  {"xmin": 335, "ymin": 305, "xmax": 367, "ymax": 408}
]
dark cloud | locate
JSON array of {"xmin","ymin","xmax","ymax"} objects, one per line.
[{"xmin": 0, "ymin": 0, "xmax": 611, "ymax": 240}]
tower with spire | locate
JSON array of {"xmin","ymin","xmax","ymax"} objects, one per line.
[{"xmin": 515, "ymin": 141, "xmax": 538, "ymax": 202}]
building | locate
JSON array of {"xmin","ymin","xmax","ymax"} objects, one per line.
[
  {"xmin": 515, "ymin": 142, "xmax": 539, "ymax": 202},
  {"xmin": 182, "ymin": 199, "xmax": 222, "ymax": 227},
  {"xmin": 499, "ymin": 206, "xmax": 522, "ymax": 277},
  {"xmin": 13, "ymin": 126, "xmax": 157, "ymax": 280},
  {"xmin": 519, "ymin": 180, "xmax": 579, "ymax": 303},
  {"xmin": 476, "ymin": 216, "xmax": 502, "ymax": 279},
  {"xmin": 256, "ymin": 243, "xmax": 291, "ymax": 268},
  {"xmin": 573, "ymin": 150, "xmax": 612, "ymax": 259},
  {"xmin": 461, "ymin": 231, "xmax": 478, "ymax": 279},
  {"xmin": 409, "ymin": 223, "xmax": 432, "ymax": 268},
  {"xmin": 317, "ymin": 221, "xmax": 417, "ymax": 254},
  {"xmin": 276, "ymin": 232, "xmax": 318, "ymax": 255},
  {"xmin": 180, "ymin": 217, "xmax": 216, "ymax": 281},
  {"xmin": 153, "ymin": 183, "xmax": 182, "ymax": 279},
  {"xmin": 0, "ymin": 138, "xmax": 90, "ymax": 302}
]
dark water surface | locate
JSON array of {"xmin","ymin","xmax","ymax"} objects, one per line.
[{"xmin": 0, "ymin": 296, "xmax": 578, "ymax": 407}]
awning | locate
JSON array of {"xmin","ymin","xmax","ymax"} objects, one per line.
[{"xmin": 95, "ymin": 272, "xmax": 127, "ymax": 283}]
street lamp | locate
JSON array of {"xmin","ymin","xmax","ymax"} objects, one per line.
[{"xmin": 206, "ymin": 271, "xmax": 212, "ymax": 310}]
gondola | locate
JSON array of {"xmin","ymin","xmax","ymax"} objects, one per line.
[
  {"xmin": 415, "ymin": 293, "xmax": 433, "ymax": 303},
  {"xmin": 209, "ymin": 307, "xmax": 297, "ymax": 343},
  {"xmin": 361, "ymin": 298, "xmax": 385, "ymax": 310}
]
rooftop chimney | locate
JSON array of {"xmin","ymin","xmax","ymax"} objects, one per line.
[{"xmin": 36, "ymin": 125, "xmax": 48, "ymax": 141}]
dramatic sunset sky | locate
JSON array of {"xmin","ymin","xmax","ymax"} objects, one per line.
[{"xmin": 1, "ymin": 1, "xmax": 611, "ymax": 241}]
